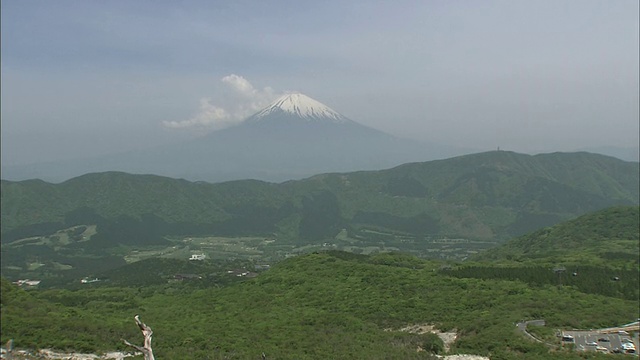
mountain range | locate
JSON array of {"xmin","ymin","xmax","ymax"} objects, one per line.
[
  {"xmin": 2, "ymin": 150, "xmax": 638, "ymax": 247},
  {"xmin": 0, "ymin": 93, "xmax": 472, "ymax": 183}
]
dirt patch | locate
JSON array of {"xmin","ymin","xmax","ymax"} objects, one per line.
[
  {"xmin": 0, "ymin": 349, "xmax": 139, "ymax": 360},
  {"xmin": 391, "ymin": 323, "xmax": 458, "ymax": 352}
]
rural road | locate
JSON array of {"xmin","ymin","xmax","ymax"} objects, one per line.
[{"xmin": 516, "ymin": 320, "xmax": 547, "ymax": 344}]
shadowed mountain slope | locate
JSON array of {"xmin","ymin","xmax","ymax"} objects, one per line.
[{"xmin": 2, "ymin": 151, "xmax": 638, "ymax": 246}]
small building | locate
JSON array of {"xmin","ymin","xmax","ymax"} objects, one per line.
[
  {"xmin": 189, "ymin": 254, "xmax": 206, "ymax": 261},
  {"xmin": 227, "ymin": 269, "xmax": 249, "ymax": 277},
  {"xmin": 80, "ymin": 278, "xmax": 100, "ymax": 284},
  {"xmin": 13, "ymin": 279, "xmax": 41, "ymax": 287}
]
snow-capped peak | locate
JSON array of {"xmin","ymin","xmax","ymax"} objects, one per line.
[{"xmin": 252, "ymin": 92, "xmax": 348, "ymax": 123}]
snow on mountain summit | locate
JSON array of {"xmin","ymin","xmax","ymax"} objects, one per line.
[{"xmin": 252, "ymin": 93, "xmax": 348, "ymax": 123}]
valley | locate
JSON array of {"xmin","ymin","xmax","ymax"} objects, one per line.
[
  {"xmin": 1, "ymin": 224, "xmax": 498, "ymax": 288},
  {"xmin": 1, "ymin": 153, "xmax": 638, "ymax": 359},
  {"xmin": 2, "ymin": 150, "xmax": 637, "ymax": 288}
]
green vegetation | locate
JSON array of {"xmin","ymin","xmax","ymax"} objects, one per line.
[
  {"xmin": 2, "ymin": 152, "xmax": 637, "ymax": 282},
  {"xmin": 475, "ymin": 206, "xmax": 640, "ymax": 267},
  {"xmin": 2, "ymin": 151, "xmax": 638, "ymax": 245},
  {"xmin": 2, "ymin": 251, "xmax": 637, "ymax": 359},
  {"xmin": 0, "ymin": 277, "xmax": 137, "ymax": 353},
  {"xmin": 443, "ymin": 265, "xmax": 639, "ymax": 300},
  {"xmin": 526, "ymin": 324, "xmax": 559, "ymax": 346},
  {"xmin": 0, "ymin": 152, "xmax": 638, "ymax": 292},
  {"xmin": 1, "ymin": 153, "xmax": 638, "ymax": 359}
]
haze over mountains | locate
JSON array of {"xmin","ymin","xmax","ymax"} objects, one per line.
[
  {"xmin": 3, "ymin": 150, "xmax": 637, "ymax": 245},
  {"xmin": 1, "ymin": 93, "xmax": 475, "ymax": 183},
  {"xmin": 2, "ymin": 3, "xmax": 638, "ymax": 358}
]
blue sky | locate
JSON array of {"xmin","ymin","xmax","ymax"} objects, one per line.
[{"xmin": 2, "ymin": 0, "xmax": 638, "ymax": 165}]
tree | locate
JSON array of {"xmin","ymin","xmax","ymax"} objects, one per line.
[
  {"xmin": 422, "ymin": 333, "xmax": 444, "ymax": 354},
  {"xmin": 123, "ymin": 315, "xmax": 154, "ymax": 360}
]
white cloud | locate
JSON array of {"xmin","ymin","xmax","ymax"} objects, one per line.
[
  {"xmin": 163, "ymin": 98, "xmax": 230, "ymax": 129},
  {"xmin": 222, "ymin": 74, "xmax": 255, "ymax": 95},
  {"xmin": 163, "ymin": 74, "xmax": 280, "ymax": 131}
]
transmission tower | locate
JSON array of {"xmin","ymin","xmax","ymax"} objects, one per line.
[{"xmin": 553, "ymin": 266, "xmax": 566, "ymax": 287}]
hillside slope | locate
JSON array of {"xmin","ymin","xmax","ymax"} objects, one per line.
[
  {"xmin": 2, "ymin": 252, "xmax": 639, "ymax": 359},
  {"xmin": 474, "ymin": 206, "xmax": 640, "ymax": 266},
  {"xmin": 2, "ymin": 151, "xmax": 638, "ymax": 246}
]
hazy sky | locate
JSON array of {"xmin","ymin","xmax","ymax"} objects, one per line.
[{"xmin": 2, "ymin": 0, "xmax": 638, "ymax": 165}]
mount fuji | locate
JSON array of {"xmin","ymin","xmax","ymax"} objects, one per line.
[{"xmin": 2, "ymin": 93, "xmax": 471, "ymax": 183}]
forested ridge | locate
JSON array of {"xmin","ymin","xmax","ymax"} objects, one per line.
[
  {"xmin": 2, "ymin": 151, "xmax": 638, "ymax": 246},
  {"xmin": 475, "ymin": 206, "xmax": 640, "ymax": 266},
  {"xmin": 1, "ymin": 155, "xmax": 638, "ymax": 359}
]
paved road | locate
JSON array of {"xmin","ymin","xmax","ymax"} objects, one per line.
[{"xmin": 516, "ymin": 320, "xmax": 548, "ymax": 345}]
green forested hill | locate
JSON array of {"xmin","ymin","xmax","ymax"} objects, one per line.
[
  {"xmin": 2, "ymin": 251, "xmax": 638, "ymax": 359},
  {"xmin": 0, "ymin": 277, "xmax": 138, "ymax": 352},
  {"xmin": 2, "ymin": 151, "xmax": 638, "ymax": 246},
  {"xmin": 2, "ymin": 152, "xmax": 638, "ymax": 359},
  {"xmin": 444, "ymin": 206, "xmax": 639, "ymax": 301},
  {"xmin": 474, "ymin": 206, "xmax": 639, "ymax": 266}
]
